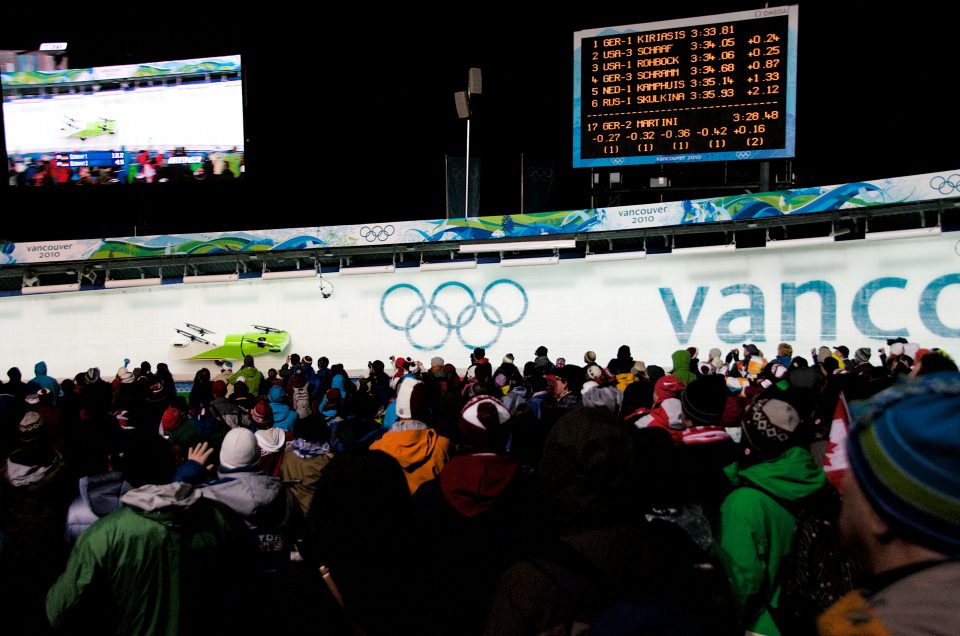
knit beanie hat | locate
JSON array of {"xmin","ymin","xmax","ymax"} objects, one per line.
[
  {"xmin": 848, "ymin": 372, "xmax": 960, "ymax": 556},
  {"xmin": 680, "ymin": 375, "xmax": 728, "ymax": 427},
  {"xmin": 395, "ymin": 378, "xmax": 428, "ymax": 420},
  {"xmin": 19, "ymin": 411, "xmax": 45, "ymax": 442},
  {"xmin": 459, "ymin": 394, "xmax": 511, "ymax": 449},
  {"xmin": 741, "ymin": 398, "xmax": 801, "ymax": 455},
  {"xmin": 582, "ymin": 385, "xmax": 623, "ymax": 413},
  {"xmin": 585, "ymin": 364, "xmax": 605, "ymax": 381},
  {"xmin": 503, "ymin": 353, "xmax": 515, "ymax": 365},
  {"xmin": 555, "ymin": 357, "xmax": 566, "ymax": 369},
  {"xmin": 584, "ymin": 351, "xmax": 597, "ymax": 364},
  {"xmin": 854, "ymin": 347, "xmax": 872, "ymax": 364},
  {"xmin": 251, "ymin": 399, "xmax": 274, "ymax": 429},
  {"xmin": 654, "ymin": 374, "xmax": 685, "ymax": 401},
  {"xmin": 145, "ymin": 381, "xmax": 167, "ymax": 404},
  {"xmin": 323, "ymin": 389, "xmax": 341, "ymax": 416},
  {"xmin": 302, "ymin": 355, "xmax": 313, "ymax": 365},
  {"xmin": 161, "ymin": 407, "xmax": 182, "ymax": 432},
  {"xmin": 708, "ymin": 348, "xmax": 724, "ymax": 370},
  {"xmin": 219, "ymin": 427, "xmax": 259, "ymax": 470},
  {"xmin": 211, "ymin": 380, "xmax": 228, "ymax": 398},
  {"xmin": 84, "ymin": 367, "xmax": 101, "ymax": 384},
  {"xmin": 117, "ymin": 367, "xmax": 135, "ymax": 384}
]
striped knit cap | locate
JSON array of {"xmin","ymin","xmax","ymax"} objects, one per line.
[{"xmin": 848, "ymin": 372, "xmax": 960, "ymax": 556}]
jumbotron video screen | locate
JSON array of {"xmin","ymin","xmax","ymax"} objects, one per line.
[{"xmin": 2, "ymin": 54, "xmax": 244, "ymax": 186}]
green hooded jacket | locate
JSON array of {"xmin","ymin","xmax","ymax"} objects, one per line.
[
  {"xmin": 715, "ymin": 446, "xmax": 827, "ymax": 636},
  {"xmin": 671, "ymin": 349, "xmax": 698, "ymax": 386},
  {"xmin": 229, "ymin": 365, "xmax": 263, "ymax": 396},
  {"xmin": 47, "ymin": 483, "xmax": 251, "ymax": 635}
]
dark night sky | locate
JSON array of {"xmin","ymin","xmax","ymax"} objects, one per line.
[{"xmin": 0, "ymin": 3, "xmax": 955, "ymax": 241}]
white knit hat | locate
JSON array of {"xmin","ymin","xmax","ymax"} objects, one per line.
[{"xmin": 219, "ymin": 427, "xmax": 259, "ymax": 470}]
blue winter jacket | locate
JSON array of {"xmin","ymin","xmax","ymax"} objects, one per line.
[{"xmin": 268, "ymin": 386, "xmax": 298, "ymax": 432}]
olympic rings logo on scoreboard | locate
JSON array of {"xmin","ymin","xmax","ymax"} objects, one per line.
[
  {"xmin": 380, "ymin": 280, "xmax": 528, "ymax": 351},
  {"xmin": 930, "ymin": 174, "xmax": 960, "ymax": 195},
  {"xmin": 527, "ymin": 167, "xmax": 554, "ymax": 181},
  {"xmin": 359, "ymin": 225, "xmax": 395, "ymax": 242}
]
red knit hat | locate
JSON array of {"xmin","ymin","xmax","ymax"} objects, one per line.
[
  {"xmin": 161, "ymin": 407, "xmax": 182, "ymax": 432},
  {"xmin": 251, "ymin": 399, "xmax": 273, "ymax": 428},
  {"xmin": 654, "ymin": 374, "xmax": 685, "ymax": 400},
  {"xmin": 212, "ymin": 380, "xmax": 228, "ymax": 398}
]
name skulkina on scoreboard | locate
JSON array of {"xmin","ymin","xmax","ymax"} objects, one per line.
[{"xmin": 573, "ymin": 6, "xmax": 798, "ymax": 168}]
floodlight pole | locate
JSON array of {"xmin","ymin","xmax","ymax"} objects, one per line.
[
  {"xmin": 455, "ymin": 68, "xmax": 481, "ymax": 218},
  {"xmin": 464, "ymin": 117, "xmax": 471, "ymax": 218}
]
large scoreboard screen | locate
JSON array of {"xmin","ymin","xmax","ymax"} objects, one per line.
[{"xmin": 573, "ymin": 6, "xmax": 798, "ymax": 168}]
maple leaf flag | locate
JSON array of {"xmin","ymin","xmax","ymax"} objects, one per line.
[{"xmin": 823, "ymin": 391, "xmax": 851, "ymax": 494}]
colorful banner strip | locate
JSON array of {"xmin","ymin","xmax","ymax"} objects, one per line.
[{"xmin": 1, "ymin": 168, "xmax": 956, "ymax": 266}]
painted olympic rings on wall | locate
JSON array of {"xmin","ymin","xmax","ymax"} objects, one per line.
[{"xmin": 380, "ymin": 279, "xmax": 528, "ymax": 351}]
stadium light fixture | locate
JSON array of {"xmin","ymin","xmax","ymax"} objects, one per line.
[
  {"xmin": 668, "ymin": 243, "xmax": 736, "ymax": 255},
  {"xmin": 261, "ymin": 269, "xmax": 318, "ymax": 280},
  {"xmin": 460, "ymin": 239, "xmax": 576, "ymax": 253},
  {"xmin": 182, "ymin": 272, "xmax": 240, "ymax": 284},
  {"xmin": 419, "ymin": 259, "xmax": 477, "ymax": 272},
  {"xmin": 865, "ymin": 226, "xmax": 941, "ymax": 241},
  {"xmin": 338, "ymin": 264, "xmax": 397, "ymax": 276},
  {"xmin": 21, "ymin": 282, "xmax": 81, "ymax": 294},
  {"xmin": 765, "ymin": 236, "xmax": 837, "ymax": 249},
  {"xmin": 500, "ymin": 254, "xmax": 560, "ymax": 267},
  {"xmin": 584, "ymin": 249, "xmax": 646, "ymax": 262},
  {"xmin": 104, "ymin": 276, "xmax": 163, "ymax": 288}
]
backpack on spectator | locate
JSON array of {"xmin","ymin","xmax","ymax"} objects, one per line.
[
  {"xmin": 745, "ymin": 482, "xmax": 864, "ymax": 636},
  {"xmin": 292, "ymin": 384, "xmax": 312, "ymax": 419}
]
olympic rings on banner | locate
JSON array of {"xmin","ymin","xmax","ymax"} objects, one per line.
[
  {"xmin": 380, "ymin": 279, "xmax": 528, "ymax": 351},
  {"xmin": 359, "ymin": 225, "xmax": 396, "ymax": 242},
  {"xmin": 930, "ymin": 175, "xmax": 960, "ymax": 195}
]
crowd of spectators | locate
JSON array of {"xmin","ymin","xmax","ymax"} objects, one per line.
[{"xmin": 1, "ymin": 338, "xmax": 958, "ymax": 635}]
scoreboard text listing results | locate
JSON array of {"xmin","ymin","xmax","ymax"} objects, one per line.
[{"xmin": 581, "ymin": 15, "xmax": 790, "ymax": 160}]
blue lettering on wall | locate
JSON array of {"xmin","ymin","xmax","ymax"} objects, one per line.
[
  {"xmin": 781, "ymin": 281, "xmax": 836, "ymax": 341},
  {"xmin": 659, "ymin": 286, "xmax": 708, "ymax": 344},
  {"xmin": 852, "ymin": 277, "xmax": 909, "ymax": 339},
  {"xmin": 919, "ymin": 273, "xmax": 960, "ymax": 338},
  {"xmin": 717, "ymin": 284, "xmax": 765, "ymax": 344}
]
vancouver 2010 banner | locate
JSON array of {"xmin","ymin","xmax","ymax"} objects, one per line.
[{"xmin": 2, "ymin": 169, "xmax": 957, "ymax": 266}]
